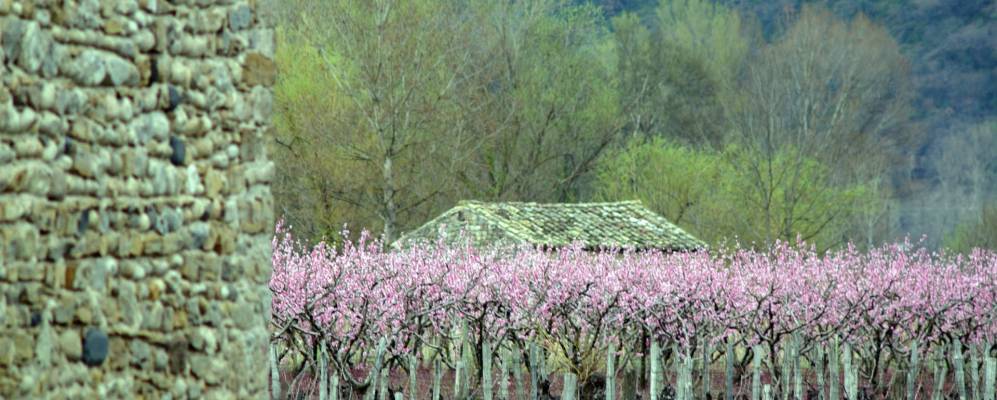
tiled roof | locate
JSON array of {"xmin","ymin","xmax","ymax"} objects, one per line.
[{"xmin": 392, "ymin": 200, "xmax": 705, "ymax": 251}]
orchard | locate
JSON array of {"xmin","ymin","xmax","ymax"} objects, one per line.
[{"xmin": 269, "ymin": 222, "xmax": 997, "ymax": 400}]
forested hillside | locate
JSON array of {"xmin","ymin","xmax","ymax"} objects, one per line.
[
  {"xmin": 270, "ymin": 0, "xmax": 995, "ymax": 251},
  {"xmin": 583, "ymin": 0, "xmax": 997, "ymax": 249}
]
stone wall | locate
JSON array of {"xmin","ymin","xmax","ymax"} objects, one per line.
[{"xmin": 0, "ymin": 0, "xmax": 275, "ymax": 397}]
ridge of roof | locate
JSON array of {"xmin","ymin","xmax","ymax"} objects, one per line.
[{"xmin": 394, "ymin": 199, "xmax": 706, "ymax": 251}]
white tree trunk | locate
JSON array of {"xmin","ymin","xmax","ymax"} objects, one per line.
[
  {"xmin": 725, "ymin": 339, "xmax": 735, "ymax": 400},
  {"xmin": 842, "ymin": 343, "xmax": 857, "ymax": 400},
  {"xmin": 752, "ymin": 345, "xmax": 763, "ymax": 400},
  {"xmin": 650, "ymin": 342, "xmax": 662, "ymax": 400},
  {"xmin": 828, "ymin": 338, "xmax": 840, "ymax": 400},
  {"xmin": 983, "ymin": 355, "xmax": 996, "ymax": 400},
  {"xmin": 320, "ymin": 343, "xmax": 329, "ymax": 400},
  {"xmin": 270, "ymin": 342, "xmax": 282, "ymax": 400},
  {"xmin": 483, "ymin": 341, "xmax": 494, "ymax": 400},
  {"xmin": 563, "ymin": 372, "xmax": 578, "ymax": 400},
  {"xmin": 953, "ymin": 339, "xmax": 967, "ymax": 400},
  {"xmin": 907, "ymin": 340, "xmax": 922, "ymax": 400},
  {"xmin": 606, "ymin": 342, "xmax": 616, "ymax": 400},
  {"xmin": 408, "ymin": 354, "xmax": 419, "ymax": 400}
]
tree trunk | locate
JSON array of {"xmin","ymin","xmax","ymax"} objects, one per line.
[
  {"xmin": 529, "ymin": 344, "xmax": 540, "ymax": 400},
  {"xmin": 483, "ymin": 341, "xmax": 494, "ymax": 400},
  {"xmin": 379, "ymin": 367, "xmax": 389, "ymax": 400},
  {"xmin": 606, "ymin": 342, "xmax": 616, "ymax": 400},
  {"xmin": 983, "ymin": 355, "xmax": 996, "ymax": 400},
  {"xmin": 320, "ymin": 343, "xmax": 329, "ymax": 400},
  {"xmin": 650, "ymin": 341, "xmax": 662, "ymax": 400},
  {"xmin": 381, "ymin": 155, "xmax": 398, "ymax": 243},
  {"xmin": 455, "ymin": 360, "xmax": 465, "ymax": 400},
  {"xmin": 270, "ymin": 342, "xmax": 282, "ymax": 400},
  {"xmin": 432, "ymin": 357, "xmax": 442, "ymax": 400},
  {"xmin": 725, "ymin": 339, "xmax": 736, "ymax": 400},
  {"xmin": 499, "ymin": 347, "xmax": 510, "ymax": 400},
  {"xmin": 332, "ymin": 371, "xmax": 340, "ymax": 400},
  {"xmin": 828, "ymin": 338, "xmax": 840, "ymax": 400},
  {"xmin": 953, "ymin": 339, "xmax": 967, "ymax": 400},
  {"xmin": 907, "ymin": 340, "xmax": 921, "ymax": 400},
  {"xmin": 932, "ymin": 346, "xmax": 947, "ymax": 400},
  {"xmin": 842, "ymin": 343, "xmax": 856, "ymax": 400},
  {"xmin": 513, "ymin": 346, "xmax": 527, "ymax": 400},
  {"xmin": 408, "ymin": 354, "xmax": 419, "ymax": 400},
  {"xmin": 816, "ymin": 344, "xmax": 826, "ymax": 400},
  {"xmin": 703, "ymin": 338, "xmax": 712, "ymax": 399},
  {"xmin": 563, "ymin": 372, "xmax": 578, "ymax": 400},
  {"xmin": 752, "ymin": 345, "xmax": 763, "ymax": 400},
  {"xmin": 792, "ymin": 334, "xmax": 803, "ymax": 400},
  {"xmin": 970, "ymin": 343, "xmax": 981, "ymax": 400}
]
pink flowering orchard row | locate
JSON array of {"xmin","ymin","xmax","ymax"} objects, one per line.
[{"xmin": 269, "ymin": 222, "xmax": 997, "ymax": 394}]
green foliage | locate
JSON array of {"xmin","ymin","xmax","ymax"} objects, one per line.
[
  {"xmin": 452, "ymin": 0, "xmax": 628, "ymax": 203},
  {"xmin": 944, "ymin": 204, "xmax": 997, "ymax": 253},
  {"xmin": 594, "ymin": 138, "xmax": 876, "ymax": 250},
  {"xmin": 610, "ymin": 0, "xmax": 749, "ymax": 146},
  {"xmin": 268, "ymin": 0, "xmax": 959, "ymax": 249}
]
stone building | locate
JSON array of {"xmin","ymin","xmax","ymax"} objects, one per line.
[
  {"xmin": 1, "ymin": 0, "xmax": 275, "ymax": 397},
  {"xmin": 393, "ymin": 200, "xmax": 706, "ymax": 252}
]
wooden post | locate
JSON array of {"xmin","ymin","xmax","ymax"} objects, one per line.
[
  {"xmin": 270, "ymin": 342, "xmax": 281, "ymax": 400},
  {"xmin": 408, "ymin": 354, "xmax": 419, "ymax": 400},
  {"xmin": 529, "ymin": 344, "xmax": 540, "ymax": 400},
  {"xmin": 815, "ymin": 344, "xmax": 826, "ymax": 400},
  {"xmin": 752, "ymin": 345, "xmax": 763, "ymax": 400},
  {"xmin": 513, "ymin": 346, "xmax": 526, "ymax": 400},
  {"xmin": 379, "ymin": 367, "xmax": 389, "ymax": 400},
  {"xmin": 366, "ymin": 339, "xmax": 388, "ymax": 400},
  {"xmin": 454, "ymin": 360, "xmax": 465, "ymax": 400},
  {"xmin": 606, "ymin": 342, "xmax": 616, "ymax": 400},
  {"xmin": 932, "ymin": 346, "xmax": 948, "ymax": 400},
  {"xmin": 781, "ymin": 338, "xmax": 793, "ymax": 400},
  {"xmin": 320, "ymin": 343, "xmax": 329, "ymax": 400},
  {"xmin": 907, "ymin": 340, "xmax": 922, "ymax": 400},
  {"xmin": 983, "ymin": 355, "xmax": 996, "ymax": 400},
  {"xmin": 828, "ymin": 338, "xmax": 840, "ymax": 400},
  {"xmin": 673, "ymin": 343, "xmax": 684, "ymax": 400},
  {"xmin": 331, "ymin": 371, "xmax": 340, "ymax": 400},
  {"xmin": 725, "ymin": 338, "xmax": 735, "ymax": 400},
  {"xmin": 483, "ymin": 340, "xmax": 494, "ymax": 400},
  {"xmin": 792, "ymin": 334, "xmax": 803, "ymax": 400},
  {"xmin": 563, "ymin": 372, "xmax": 578, "ymax": 400},
  {"xmin": 970, "ymin": 343, "xmax": 982, "ymax": 400},
  {"xmin": 499, "ymin": 347, "xmax": 510, "ymax": 400},
  {"xmin": 842, "ymin": 342, "xmax": 856, "ymax": 400},
  {"xmin": 954, "ymin": 339, "xmax": 968, "ymax": 400},
  {"xmin": 432, "ymin": 357, "xmax": 442, "ymax": 400},
  {"xmin": 682, "ymin": 348, "xmax": 694, "ymax": 400},
  {"xmin": 460, "ymin": 327, "xmax": 473, "ymax": 400},
  {"xmin": 650, "ymin": 341, "xmax": 662, "ymax": 400},
  {"xmin": 702, "ymin": 338, "xmax": 712, "ymax": 400}
]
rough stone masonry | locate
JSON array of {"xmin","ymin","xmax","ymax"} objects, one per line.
[{"xmin": 0, "ymin": 0, "xmax": 276, "ymax": 397}]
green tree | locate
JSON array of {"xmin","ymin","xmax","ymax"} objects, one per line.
[
  {"xmin": 944, "ymin": 204, "xmax": 997, "ymax": 253},
  {"xmin": 272, "ymin": 0, "xmax": 482, "ymax": 243},
  {"xmin": 611, "ymin": 0, "xmax": 750, "ymax": 146},
  {"xmin": 454, "ymin": 1, "xmax": 629, "ymax": 203},
  {"xmin": 594, "ymin": 138, "xmax": 874, "ymax": 250},
  {"xmin": 724, "ymin": 5, "xmax": 914, "ymax": 246}
]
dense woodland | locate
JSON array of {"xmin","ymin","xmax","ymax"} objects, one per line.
[{"xmin": 269, "ymin": 0, "xmax": 996, "ymax": 251}]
